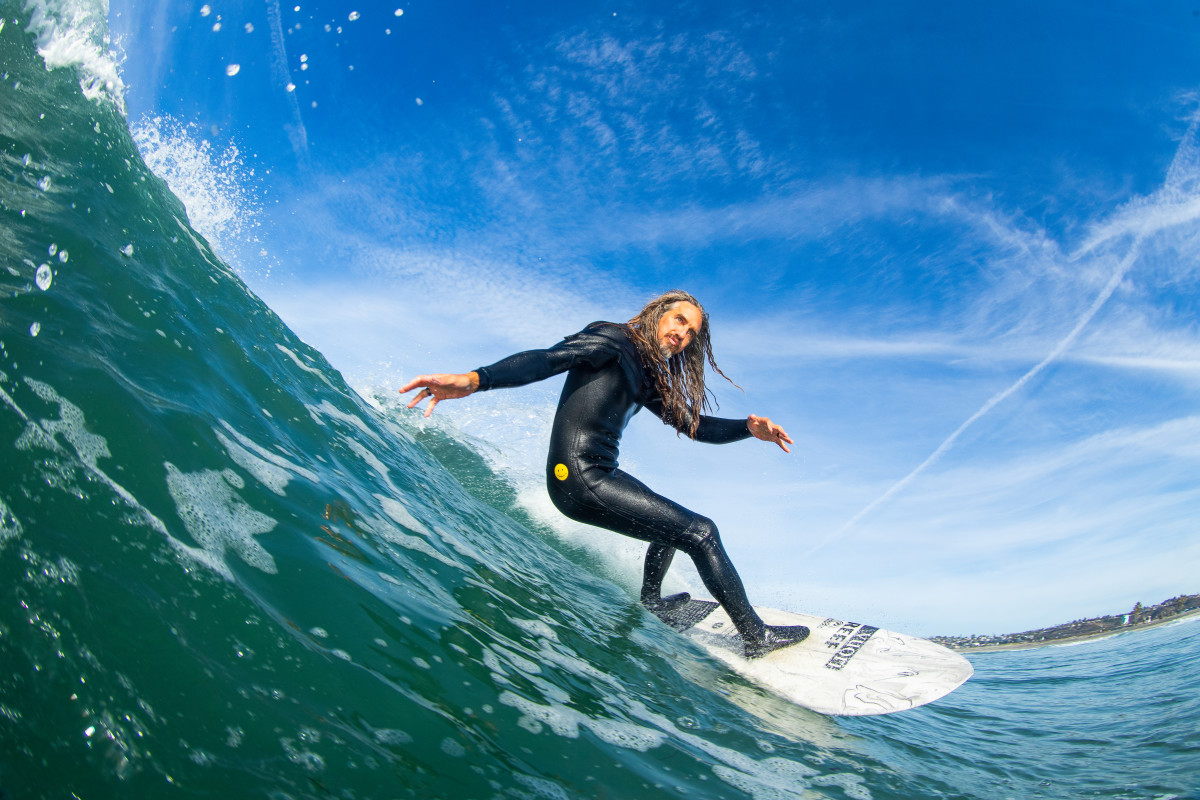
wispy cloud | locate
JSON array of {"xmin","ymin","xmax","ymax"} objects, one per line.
[{"xmin": 206, "ymin": 8, "xmax": 1200, "ymax": 633}]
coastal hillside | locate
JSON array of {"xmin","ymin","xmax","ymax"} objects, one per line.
[{"xmin": 934, "ymin": 593, "xmax": 1200, "ymax": 650}]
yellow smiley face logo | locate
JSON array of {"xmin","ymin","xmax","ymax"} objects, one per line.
[{"xmin": 553, "ymin": 463, "xmax": 569, "ymax": 481}]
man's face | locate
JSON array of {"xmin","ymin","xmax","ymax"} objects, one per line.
[{"xmin": 656, "ymin": 301, "xmax": 702, "ymax": 357}]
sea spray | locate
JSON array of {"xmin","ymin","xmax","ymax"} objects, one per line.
[{"xmin": 2, "ymin": 3, "xmax": 1199, "ymax": 799}]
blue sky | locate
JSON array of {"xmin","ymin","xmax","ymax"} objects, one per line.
[{"xmin": 104, "ymin": 0, "xmax": 1200, "ymax": 634}]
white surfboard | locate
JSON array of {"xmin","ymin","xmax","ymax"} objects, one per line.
[{"xmin": 652, "ymin": 599, "xmax": 973, "ymax": 716}]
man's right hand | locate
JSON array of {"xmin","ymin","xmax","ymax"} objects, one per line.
[{"xmin": 399, "ymin": 372, "xmax": 480, "ymax": 417}]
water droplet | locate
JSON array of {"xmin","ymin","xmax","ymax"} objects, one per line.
[
  {"xmin": 415, "ymin": 97, "xmax": 423, "ymax": 106},
  {"xmin": 226, "ymin": 64, "xmax": 241, "ymax": 77},
  {"xmin": 348, "ymin": 11, "xmax": 360, "ymax": 21},
  {"xmin": 394, "ymin": 8, "xmax": 404, "ymax": 16},
  {"xmin": 212, "ymin": 22, "xmax": 222, "ymax": 32},
  {"xmin": 200, "ymin": 5, "xmax": 211, "ymax": 17},
  {"xmin": 286, "ymin": 83, "xmax": 296, "ymax": 92},
  {"xmin": 244, "ymin": 23, "xmax": 254, "ymax": 33},
  {"xmin": 300, "ymin": 54, "xmax": 308, "ymax": 62},
  {"xmin": 121, "ymin": 244, "xmax": 134, "ymax": 256},
  {"xmin": 35, "ymin": 264, "xmax": 52, "ymax": 291},
  {"xmin": 29, "ymin": 322, "xmax": 40, "ymax": 337}
]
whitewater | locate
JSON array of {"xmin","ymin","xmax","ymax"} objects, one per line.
[{"xmin": 2, "ymin": 2, "xmax": 1199, "ymax": 798}]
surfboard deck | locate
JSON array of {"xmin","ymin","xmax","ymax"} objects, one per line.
[{"xmin": 651, "ymin": 598, "xmax": 973, "ymax": 716}]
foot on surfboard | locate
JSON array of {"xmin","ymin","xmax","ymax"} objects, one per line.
[
  {"xmin": 744, "ymin": 624, "xmax": 811, "ymax": 659},
  {"xmin": 641, "ymin": 592, "xmax": 692, "ymax": 611}
]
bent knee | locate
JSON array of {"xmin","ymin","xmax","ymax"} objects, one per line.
[{"xmin": 678, "ymin": 515, "xmax": 721, "ymax": 553}]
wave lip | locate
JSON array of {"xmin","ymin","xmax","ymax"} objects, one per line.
[{"xmin": 23, "ymin": 0, "xmax": 125, "ymax": 108}]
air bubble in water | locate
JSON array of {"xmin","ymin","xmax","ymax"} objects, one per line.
[
  {"xmin": 348, "ymin": 11, "xmax": 360, "ymax": 21},
  {"xmin": 48, "ymin": 243, "xmax": 58, "ymax": 255},
  {"xmin": 121, "ymin": 244, "xmax": 134, "ymax": 256},
  {"xmin": 58, "ymin": 251, "xmax": 68, "ymax": 263},
  {"xmin": 226, "ymin": 64, "xmax": 241, "ymax": 76},
  {"xmin": 394, "ymin": 8, "xmax": 404, "ymax": 16},
  {"xmin": 244, "ymin": 23, "xmax": 254, "ymax": 33},
  {"xmin": 35, "ymin": 264, "xmax": 52, "ymax": 291},
  {"xmin": 200, "ymin": 5, "xmax": 211, "ymax": 16},
  {"xmin": 37, "ymin": 176, "xmax": 51, "ymax": 191},
  {"xmin": 29, "ymin": 322, "xmax": 40, "ymax": 337}
]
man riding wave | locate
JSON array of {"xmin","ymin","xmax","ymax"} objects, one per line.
[{"xmin": 400, "ymin": 290, "xmax": 808, "ymax": 658}]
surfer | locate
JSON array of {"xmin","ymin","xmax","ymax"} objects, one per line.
[{"xmin": 399, "ymin": 290, "xmax": 808, "ymax": 658}]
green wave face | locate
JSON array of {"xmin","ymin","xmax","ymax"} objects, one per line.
[
  {"xmin": 4, "ymin": 4, "xmax": 1200, "ymax": 800},
  {"xmin": 0, "ymin": 5, "xmax": 881, "ymax": 798}
]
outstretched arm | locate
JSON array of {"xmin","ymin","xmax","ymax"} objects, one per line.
[
  {"xmin": 748, "ymin": 414, "xmax": 793, "ymax": 453},
  {"xmin": 399, "ymin": 372, "xmax": 480, "ymax": 417},
  {"xmin": 400, "ymin": 324, "xmax": 626, "ymax": 417}
]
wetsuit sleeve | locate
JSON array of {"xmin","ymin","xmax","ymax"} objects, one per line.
[
  {"xmin": 643, "ymin": 396, "xmax": 753, "ymax": 444},
  {"xmin": 474, "ymin": 330, "xmax": 623, "ymax": 391}
]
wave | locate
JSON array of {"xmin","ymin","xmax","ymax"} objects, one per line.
[{"xmin": 2, "ymin": 3, "xmax": 1198, "ymax": 799}]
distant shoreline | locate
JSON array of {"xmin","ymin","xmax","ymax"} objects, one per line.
[{"xmin": 948, "ymin": 608, "xmax": 1200, "ymax": 654}]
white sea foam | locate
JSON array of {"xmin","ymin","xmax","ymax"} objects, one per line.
[
  {"xmin": 376, "ymin": 493, "xmax": 431, "ymax": 536},
  {"xmin": 498, "ymin": 691, "xmax": 666, "ymax": 752},
  {"xmin": 164, "ymin": 463, "xmax": 279, "ymax": 574},
  {"xmin": 372, "ymin": 728, "xmax": 412, "ymax": 745},
  {"xmin": 24, "ymin": 0, "xmax": 126, "ymax": 109},
  {"xmin": 0, "ymin": 498, "xmax": 23, "ymax": 546},
  {"xmin": 306, "ymin": 398, "xmax": 382, "ymax": 442},
  {"xmin": 490, "ymin": 645, "xmax": 541, "ymax": 676},
  {"xmin": 511, "ymin": 617, "xmax": 559, "ymax": 641},
  {"xmin": 363, "ymin": 511, "xmax": 461, "ymax": 570},
  {"xmin": 5, "ymin": 379, "xmax": 260, "ymax": 582},
  {"xmin": 215, "ymin": 419, "xmax": 319, "ymax": 495}
]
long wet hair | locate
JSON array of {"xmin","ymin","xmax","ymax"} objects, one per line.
[{"xmin": 625, "ymin": 290, "xmax": 741, "ymax": 437}]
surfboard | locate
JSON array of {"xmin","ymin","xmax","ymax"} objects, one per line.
[{"xmin": 651, "ymin": 598, "xmax": 973, "ymax": 716}]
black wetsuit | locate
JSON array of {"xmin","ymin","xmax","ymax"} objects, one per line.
[{"xmin": 474, "ymin": 321, "xmax": 774, "ymax": 644}]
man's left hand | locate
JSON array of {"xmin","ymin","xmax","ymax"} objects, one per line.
[{"xmin": 748, "ymin": 414, "xmax": 793, "ymax": 453}]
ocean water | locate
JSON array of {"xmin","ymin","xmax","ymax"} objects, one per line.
[{"xmin": 2, "ymin": 3, "xmax": 1199, "ymax": 798}]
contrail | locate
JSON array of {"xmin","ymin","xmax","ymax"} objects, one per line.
[
  {"xmin": 803, "ymin": 111, "xmax": 1200, "ymax": 557},
  {"xmin": 801, "ymin": 235, "xmax": 1144, "ymax": 559},
  {"xmin": 264, "ymin": 0, "xmax": 310, "ymax": 169}
]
